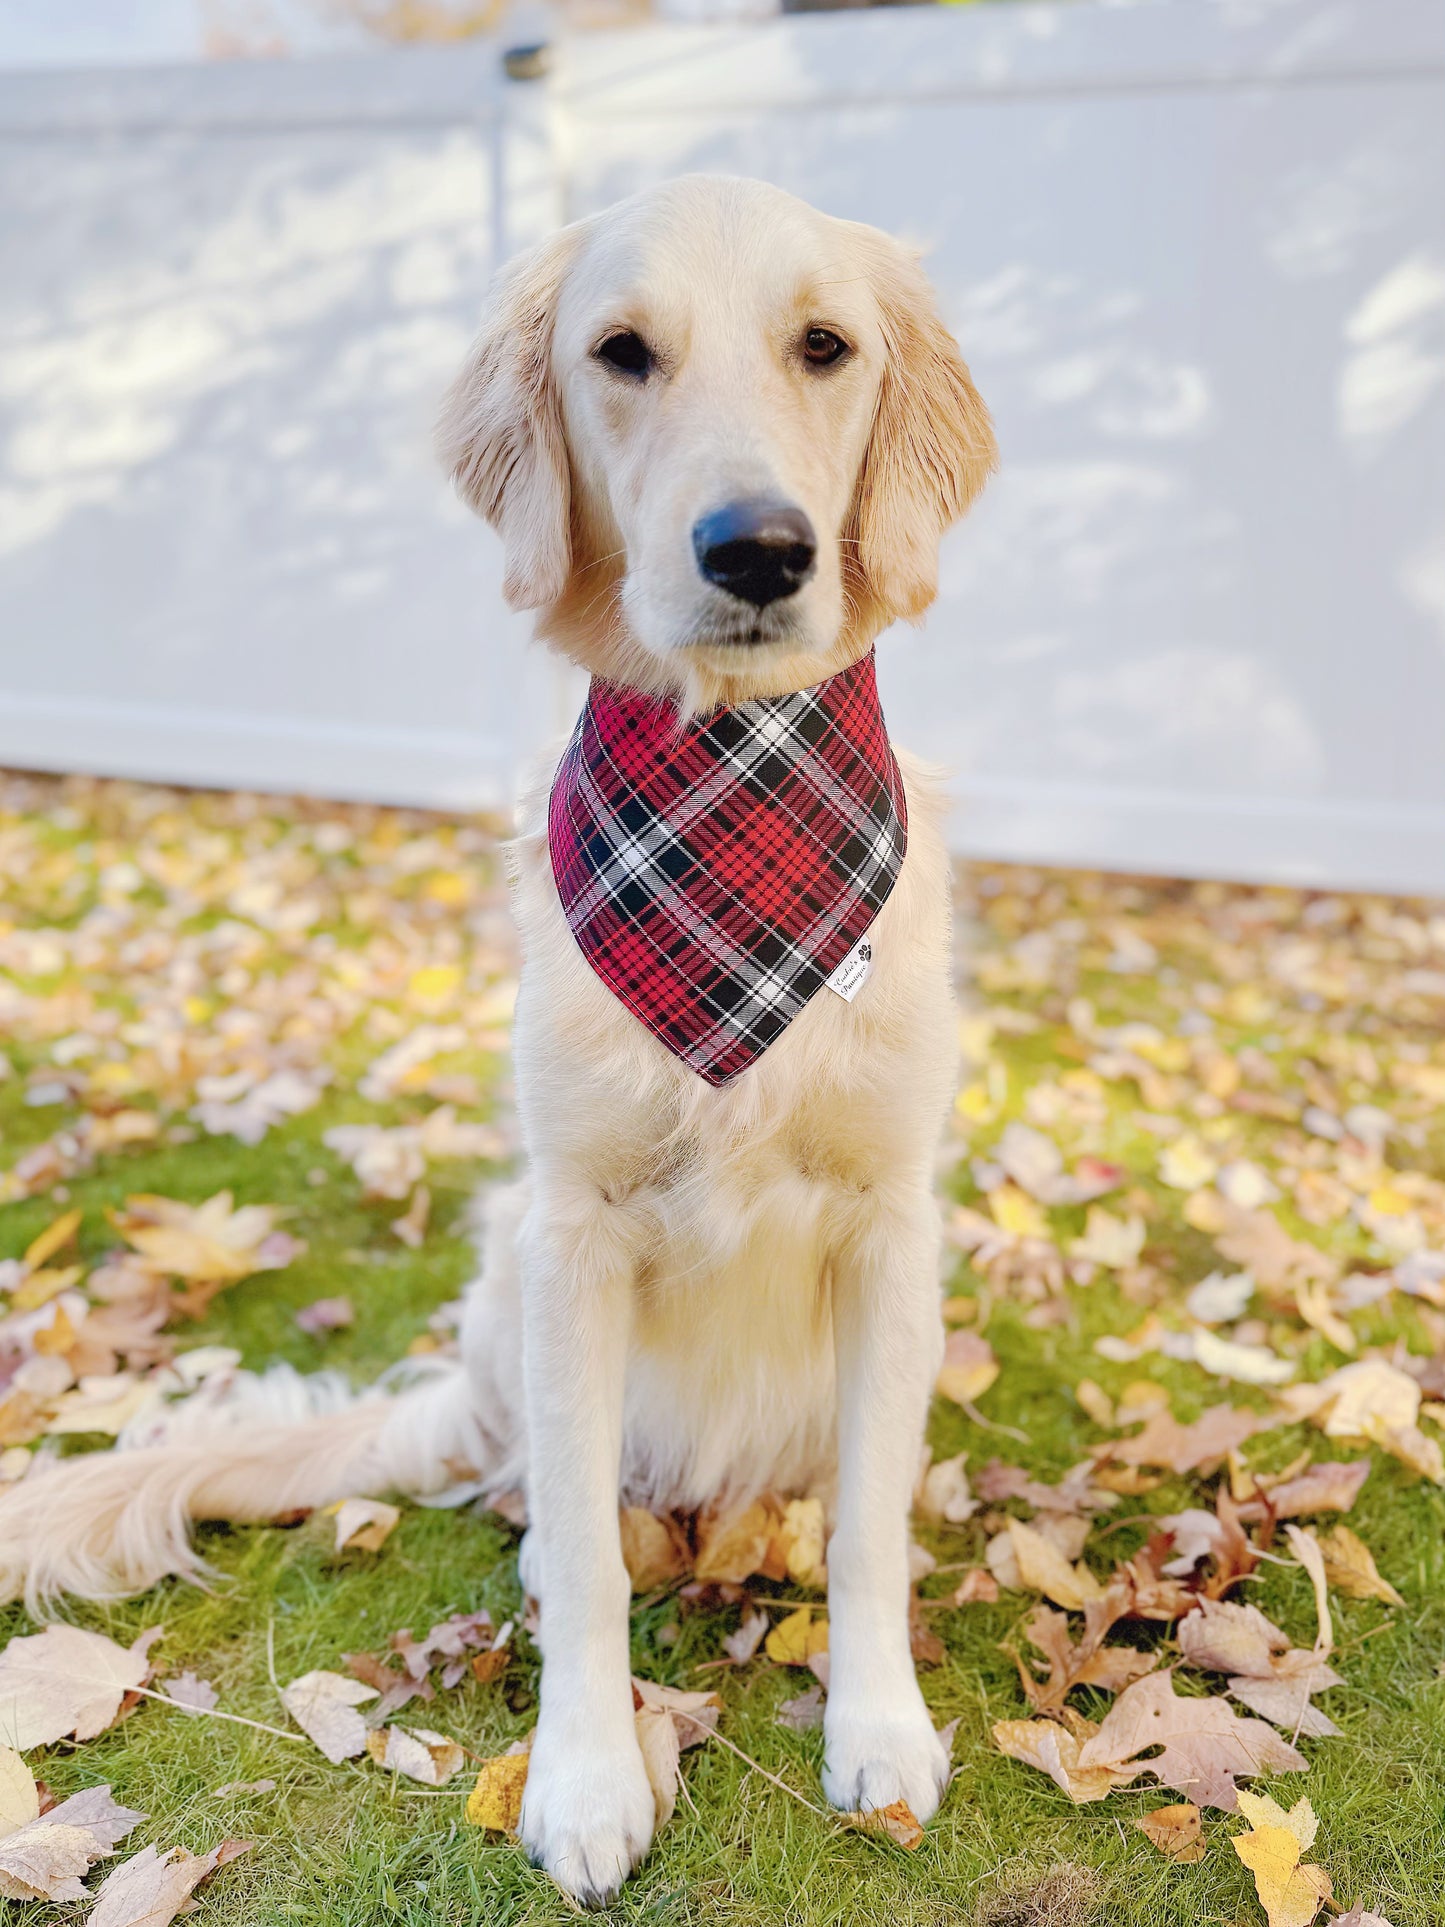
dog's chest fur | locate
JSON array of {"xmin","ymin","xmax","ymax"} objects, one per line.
[{"xmin": 503, "ymin": 743, "xmax": 957, "ymax": 1509}]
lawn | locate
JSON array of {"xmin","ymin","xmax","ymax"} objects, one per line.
[{"xmin": 1, "ymin": 770, "xmax": 1442, "ymax": 1927}]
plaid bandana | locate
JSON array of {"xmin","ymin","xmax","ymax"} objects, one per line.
[{"xmin": 548, "ymin": 648, "xmax": 907, "ymax": 1086}]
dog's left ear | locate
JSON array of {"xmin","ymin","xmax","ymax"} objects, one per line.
[
  {"xmin": 848, "ymin": 235, "xmax": 998, "ymax": 625},
  {"xmin": 438, "ymin": 228, "xmax": 578, "ymax": 611}
]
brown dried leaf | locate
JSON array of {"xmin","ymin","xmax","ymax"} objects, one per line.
[
  {"xmin": 0, "ymin": 1784, "xmax": 145, "ymax": 1902},
  {"xmin": 1012, "ymin": 1603, "xmax": 1155, "ymax": 1714},
  {"xmin": 1076, "ymin": 1670, "xmax": 1307, "ymax": 1810},
  {"xmin": 620, "ymin": 1508, "xmax": 691, "ymax": 1593},
  {"xmin": 279, "ymin": 1670, "xmax": 377, "ymax": 1764},
  {"xmin": 843, "ymin": 1799, "xmax": 924, "ymax": 1849},
  {"xmin": 1109, "ymin": 1404, "xmax": 1264, "ymax": 1475},
  {"xmin": 1315, "ymin": 1524, "xmax": 1403, "ymax": 1606},
  {"xmin": 86, "ymin": 1837, "xmax": 251, "ymax": 1927},
  {"xmin": 936, "ymin": 1330, "xmax": 1000, "ymax": 1406},
  {"xmin": 1136, "ymin": 1801, "xmax": 1205, "ymax": 1863},
  {"xmin": 993, "ymin": 1714, "xmax": 1139, "ymax": 1802}
]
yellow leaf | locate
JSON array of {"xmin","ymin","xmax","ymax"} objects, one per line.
[
  {"xmin": 936, "ymin": 1330, "xmax": 1000, "ymax": 1406},
  {"xmin": 777, "ymin": 1497, "xmax": 827, "ymax": 1588},
  {"xmin": 423, "ymin": 871, "xmax": 471, "ymax": 907},
  {"xmin": 619, "ymin": 1508, "xmax": 690, "ymax": 1593},
  {"xmin": 844, "ymin": 1799, "xmax": 924, "ymax": 1849},
  {"xmin": 1316, "ymin": 1525, "xmax": 1403, "ymax": 1606},
  {"xmin": 989, "ymin": 1183, "xmax": 1047, "ymax": 1240},
  {"xmin": 1159, "ymin": 1136, "xmax": 1218, "ymax": 1192},
  {"xmin": 408, "ymin": 965, "xmax": 462, "ymax": 1007},
  {"xmin": 764, "ymin": 1607, "xmax": 828, "ymax": 1666},
  {"xmin": 32, "ymin": 1305, "xmax": 76, "ymax": 1357},
  {"xmin": 23, "ymin": 1208, "xmax": 81, "ymax": 1269},
  {"xmin": 328, "ymin": 1497, "xmax": 400, "ymax": 1553},
  {"xmin": 1136, "ymin": 1802, "xmax": 1205, "ymax": 1863},
  {"xmin": 1006, "ymin": 1520, "xmax": 1103, "ymax": 1610},
  {"xmin": 954, "ymin": 1081, "xmax": 994, "ymax": 1123},
  {"xmin": 465, "ymin": 1749, "xmax": 530, "ymax": 1832},
  {"xmin": 1232, "ymin": 1792, "xmax": 1331, "ymax": 1927},
  {"xmin": 11, "ymin": 1265, "xmax": 84, "ymax": 1311}
]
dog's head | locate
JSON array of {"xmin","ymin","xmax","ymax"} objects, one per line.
[{"xmin": 440, "ymin": 175, "xmax": 996, "ymax": 704}]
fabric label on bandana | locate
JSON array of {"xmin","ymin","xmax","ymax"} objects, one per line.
[
  {"xmin": 825, "ymin": 936, "xmax": 874, "ymax": 1003},
  {"xmin": 548, "ymin": 648, "xmax": 906, "ymax": 1086}
]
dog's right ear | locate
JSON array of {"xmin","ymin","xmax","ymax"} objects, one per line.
[{"xmin": 438, "ymin": 229, "xmax": 577, "ymax": 611}]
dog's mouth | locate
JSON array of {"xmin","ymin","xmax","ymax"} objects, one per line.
[{"xmin": 681, "ymin": 607, "xmax": 802, "ymax": 654}]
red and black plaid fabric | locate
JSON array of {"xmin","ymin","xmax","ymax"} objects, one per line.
[{"xmin": 548, "ymin": 648, "xmax": 907, "ymax": 1086}]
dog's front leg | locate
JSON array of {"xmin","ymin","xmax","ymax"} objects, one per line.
[
  {"xmin": 823, "ymin": 1188, "xmax": 950, "ymax": 1822},
  {"xmin": 515, "ymin": 1181, "xmax": 654, "ymax": 1903}
]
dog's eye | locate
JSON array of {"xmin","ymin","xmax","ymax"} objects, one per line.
[
  {"xmin": 595, "ymin": 330, "xmax": 653, "ymax": 378},
  {"xmin": 802, "ymin": 327, "xmax": 849, "ymax": 368}
]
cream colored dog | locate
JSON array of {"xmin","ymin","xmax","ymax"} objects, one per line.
[{"xmin": 0, "ymin": 175, "xmax": 995, "ymax": 1904}]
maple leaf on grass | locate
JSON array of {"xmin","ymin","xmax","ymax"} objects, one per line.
[
  {"xmin": 1105, "ymin": 1403, "xmax": 1265, "ymax": 1475},
  {"xmin": 936, "ymin": 1329, "xmax": 1000, "ymax": 1406},
  {"xmin": 0, "ymin": 1783, "xmax": 145, "ymax": 1902},
  {"xmin": 633, "ymin": 1679, "xmax": 722, "ymax": 1826},
  {"xmin": 1232, "ymin": 1791, "xmax": 1332, "ymax": 1927},
  {"xmin": 0, "ymin": 1623, "xmax": 160, "ymax": 1749},
  {"xmin": 843, "ymin": 1800, "xmax": 924, "ymax": 1850},
  {"xmin": 1177, "ymin": 1598, "xmax": 1342, "ymax": 1739},
  {"xmin": 1009, "ymin": 1603, "xmax": 1155, "ymax": 1715},
  {"xmin": 1074, "ymin": 1670, "xmax": 1307, "ymax": 1810},
  {"xmin": 279, "ymin": 1670, "xmax": 377, "ymax": 1764},
  {"xmin": 86, "ymin": 1837, "xmax": 251, "ymax": 1927},
  {"xmin": 993, "ymin": 1710, "xmax": 1139, "ymax": 1803},
  {"xmin": 112, "ymin": 1193, "xmax": 303, "ymax": 1285}
]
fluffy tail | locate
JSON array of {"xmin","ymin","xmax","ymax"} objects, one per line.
[{"xmin": 0, "ymin": 1358, "xmax": 515, "ymax": 1616}]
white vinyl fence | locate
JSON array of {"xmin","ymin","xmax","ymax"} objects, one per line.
[{"xmin": 2, "ymin": 0, "xmax": 1444, "ymax": 890}]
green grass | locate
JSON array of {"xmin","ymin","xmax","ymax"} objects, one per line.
[{"xmin": 2, "ymin": 782, "xmax": 1443, "ymax": 1926}]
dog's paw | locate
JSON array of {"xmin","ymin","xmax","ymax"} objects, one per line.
[
  {"xmin": 519, "ymin": 1724, "xmax": 656, "ymax": 1905},
  {"xmin": 822, "ymin": 1696, "xmax": 951, "ymax": 1825}
]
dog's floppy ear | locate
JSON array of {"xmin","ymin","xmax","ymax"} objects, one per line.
[
  {"xmin": 849, "ymin": 235, "xmax": 997, "ymax": 625},
  {"xmin": 438, "ymin": 229, "xmax": 578, "ymax": 611}
]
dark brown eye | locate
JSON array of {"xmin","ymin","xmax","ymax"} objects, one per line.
[
  {"xmin": 595, "ymin": 330, "xmax": 653, "ymax": 378},
  {"xmin": 803, "ymin": 327, "xmax": 848, "ymax": 367}
]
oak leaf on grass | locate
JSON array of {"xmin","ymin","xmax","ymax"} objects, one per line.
[
  {"xmin": 0, "ymin": 1623, "xmax": 160, "ymax": 1750},
  {"xmin": 1075, "ymin": 1670, "xmax": 1306, "ymax": 1810}
]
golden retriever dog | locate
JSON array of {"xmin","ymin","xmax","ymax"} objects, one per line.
[{"xmin": 0, "ymin": 175, "xmax": 995, "ymax": 1903}]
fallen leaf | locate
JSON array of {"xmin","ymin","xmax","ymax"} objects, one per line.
[
  {"xmin": 619, "ymin": 1508, "xmax": 690, "ymax": 1593},
  {"xmin": 1136, "ymin": 1801, "xmax": 1205, "ymax": 1863},
  {"xmin": 1003, "ymin": 1520, "xmax": 1103, "ymax": 1610},
  {"xmin": 843, "ymin": 1799, "xmax": 923, "ymax": 1849},
  {"xmin": 694, "ymin": 1498, "xmax": 781, "ymax": 1585},
  {"xmin": 86, "ymin": 1837, "xmax": 251, "ymax": 1927},
  {"xmin": 112, "ymin": 1193, "xmax": 301, "ymax": 1284},
  {"xmin": 776, "ymin": 1684, "xmax": 825, "ymax": 1731},
  {"xmin": 1108, "ymin": 1404, "xmax": 1264, "ymax": 1475},
  {"xmin": 392, "ymin": 1183, "xmax": 431, "ymax": 1249},
  {"xmin": 0, "ymin": 1624, "xmax": 159, "ymax": 1749},
  {"xmin": 329, "ymin": 1497, "xmax": 400, "ymax": 1554},
  {"xmin": 0, "ymin": 1784, "xmax": 144, "ymax": 1901},
  {"xmin": 722, "ymin": 1608, "xmax": 769, "ymax": 1665},
  {"xmin": 1011, "ymin": 1603, "xmax": 1155, "ymax": 1714},
  {"xmin": 1076, "ymin": 1670, "xmax": 1306, "ymax": 1810},
  {"xmin": 936, "ymin": 1330, "xmax": 1000, "ymax": 1406},
  {"xmin": 1070, "ymin": 1208, "xmax": 1146, "ymax": 1270},
  {"xmin": 1232, "ymin": 1790, "xmax": 1331, "ymax": 1927},
  {"xmin": 765, "ymin": 1607, "xmax": 829, "ymax": 1666},
  {"xmin": 1315, "ymin": 1524, "xmax": 1403, "ymax": 1606},
  {"xmin": 164, "ymin": 1672, "xmax": 218, "ymax": 1715},
  {"xmin": 464, "ymin": 1749, "xmax": 530, "ymax": 1832},
  {"xmin": 951, "ymin": 1568, "xmax": 999, "ymax": 1605},
  {"xmin": 0, "ymin": 1745, "xmax": 39, "ymax": 1835},
  {"xmin": 633, "ymin": 1679, "xmax": 721, "ymax": 1825},
  {"xmin": 916, "ymin": 1451, "xmax": 976, "ymax": 1524},
  {"xmin": 23, "ymin": 1208, "xmax": 82, "ymax": 1270},
  {"xmin": 279, "ymin": 1670, "xmax": 377, "ymax": 1763},
  {"xmin": 294, "ymin": 1296, "xmax": 353, "ymax": 1335},
  {"xmin": 993, "ymin": 1713, "xmax": 1139, "ymax": 1802},
  {"xmin": 365, "ymin": 1724, "xmax": 465, "ymax": 1785},
  {"xmin": 777, "ymin": 1496, "xmax": 828, "ymax": 1587},
  {"xmin": 1239, "ymin": 1458, "xmax": 1370, "ymax": 1523}
]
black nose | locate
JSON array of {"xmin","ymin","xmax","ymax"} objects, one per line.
[{"xmin": 692, "ymin": 498, "xmax": 817, "ymax": 609}]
